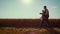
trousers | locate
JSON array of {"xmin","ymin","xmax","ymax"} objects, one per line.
[{"xmin": 40, "ymin": 18, "xmax": 51, "ymax": 28}]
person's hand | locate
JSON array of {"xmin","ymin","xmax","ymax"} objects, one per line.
[{"xmin": 40, "ymin": 13, "xmax": 42, "ymax": 14}]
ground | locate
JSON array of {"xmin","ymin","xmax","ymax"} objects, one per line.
[{"xmin": 0, "ymin": 27, "xmax": 60, "ymax": 34}]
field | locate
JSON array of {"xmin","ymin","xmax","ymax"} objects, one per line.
[
  {"xmin": 0, "ymin": 19, "xmax": 60, "ymax": 34},
  {"xmin": 0, "ymin": 19, "xmax": 60, "ymax": 27},
  {"xmin": 0, "ymin": 27, "xmax": 60, "ymax": 34}
]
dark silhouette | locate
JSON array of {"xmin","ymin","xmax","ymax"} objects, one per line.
[{"xmin": 40, "ymin": 6, "xmax": 51, "ymax": 28}]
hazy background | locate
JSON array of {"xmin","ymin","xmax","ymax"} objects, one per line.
[{"xmin": 0, "ymin": 0, "xmax": 60, "ymax": 19}]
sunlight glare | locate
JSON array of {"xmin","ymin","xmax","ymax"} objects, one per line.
[{"xmin": 21, "ymin": 0, "xmax": 33, "ymax": 5}]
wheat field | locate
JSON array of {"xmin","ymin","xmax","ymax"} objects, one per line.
[{"xmin": 0, "ymin": 27, "xmax": 60, "ymax": 34}]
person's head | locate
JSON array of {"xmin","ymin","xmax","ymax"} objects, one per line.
[{"xmin": 44, "ymin": 6, "xmax": 47, "ymax": 9}]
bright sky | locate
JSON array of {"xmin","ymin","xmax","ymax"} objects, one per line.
[{"xmin": 0, "ymin": 0, "xmax": 60, "ymax": 19}]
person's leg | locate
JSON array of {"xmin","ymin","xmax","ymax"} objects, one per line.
[
  {"xmin": 46, "ymin": 19, "xmax": 51, "ymax": 28},
  {"xmin": 40, "ymin": 19, "xmax": 44, "ymax": 28}
]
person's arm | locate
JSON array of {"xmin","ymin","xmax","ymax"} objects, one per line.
[{"xmin": 40, "ymin": 10, "xmax": 44, "ymax": 14}]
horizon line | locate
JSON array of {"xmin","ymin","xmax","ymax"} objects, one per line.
[{"xmin": 0, "ymin": 18, "xmax": 60, "ymax": 19}]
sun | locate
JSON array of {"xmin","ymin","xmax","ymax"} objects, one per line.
[{"xmin": 21, "ymin": 0, "xmax": 33, "ymax": 5}]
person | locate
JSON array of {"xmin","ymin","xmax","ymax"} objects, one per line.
[{"xmin": 40, "ymin": 6, "xmax": 51, "ymax": 28}]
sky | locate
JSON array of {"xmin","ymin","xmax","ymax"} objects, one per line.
[{"xmin": 0, "ymin": 0, "xmax": 60, "ymax": 19}]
